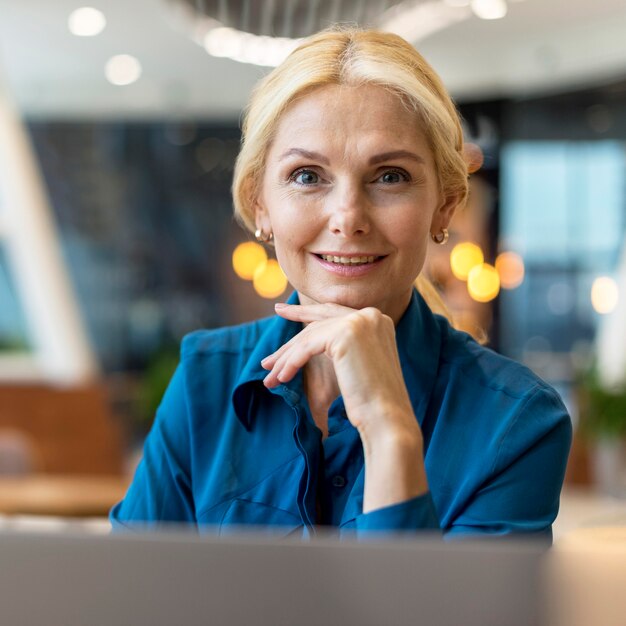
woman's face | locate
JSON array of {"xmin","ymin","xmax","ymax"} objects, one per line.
[{"xmin": 255, "ymin": 83, "xmax": 457, "ymax": 322}]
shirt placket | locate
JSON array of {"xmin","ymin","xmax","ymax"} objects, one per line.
[{"xmin": 270, "ymin": 383, "xmax": 321, "ymax": 535}]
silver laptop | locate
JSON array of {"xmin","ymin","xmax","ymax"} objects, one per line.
[{"xmin": 0, "ymin": 529, "xmax": 545, "ymax": 626}]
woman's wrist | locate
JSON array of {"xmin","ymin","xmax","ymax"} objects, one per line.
[
  {"xmin": 356, "ymin": 403, "xmax": 423, "ymax": 455},
  {"xmin": 361, "ymin": 423, "xmax": 424, "ymax": 468}
]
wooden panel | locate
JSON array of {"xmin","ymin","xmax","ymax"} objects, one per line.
[
  {"xmin": 0, "ymin": 383, "xmax": 124, "ymax": 475},
  {"xmin": 564, "ymin": 430, "xmax": 591, "ymax": 486},
  {"xmin": 0, "ymin": 474, "xmax": 129, "ymax": 516}
]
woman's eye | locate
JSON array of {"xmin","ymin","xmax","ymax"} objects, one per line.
[
  {"xmin": 379, "ymin": 170, "xmax": 408, "ymax": 184},
  {"xmin": 292, "ymin": 169, "xmax": 319, "ymax": 185}
]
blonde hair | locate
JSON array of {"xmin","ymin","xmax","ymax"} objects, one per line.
[{"xmin": 232, "ymin": 27, "xmax": 469, "ymax": 324}]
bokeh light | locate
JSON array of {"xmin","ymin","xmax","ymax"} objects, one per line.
[
  {"xmin": 591, "ymin": 276, "xmax": 618, "ymax": 314},
  {"xmin": 547, "ymin": 282, "xmax": 575, "ymax": 316},
  {"xmin": 467, "ymin": 263, "xmax": 500, "ymax": 302},
  {"xmin": 450, "ymin": 242, "xmax": 484, "ymax": 281},
  {"xmin": 164, "ymin": 123, "xmax": 197, "ymax": 146},
  {"xmin": 196, "ymin": 137, "xmax": 225, "ymax": 172},
  {"xmin": 253, "ymin": 260, "xmax": 288, "ymax": 299},
  {"xmin": 495, "ymin": 251, "xmax": 525, "ymax": 289},
  {"xmin": 105, "ymin": 55, "xmax": 142, "ymax": 86},
  {"xmin": 68, "ymin": 7, "xmax": 106, "ymax": 37},
  {"xmin": 232, "ymin": 242, "xmax": 267, "ymax": 280},
  {"xmin": 471, "ymin": 0, "xmax": 508, "ymax": 20},
  {"xmin": 463, "ymin": 143, "xmax": 484, "ymax": 174}
]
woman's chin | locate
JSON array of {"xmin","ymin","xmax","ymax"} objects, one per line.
[
  {"xmin": 298, "ymin": 287, "xmax": 381, "ymax": 311},
  {"xmin": 295, "ymin": 284, "xmax": 414, "ymax": 321}
]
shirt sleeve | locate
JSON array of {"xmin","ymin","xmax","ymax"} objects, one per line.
[
  {"xmin": 445, "ymin": 386, "xmax": 572, "ymax": 540},
  {"xmin": 353, "ymin": 491, "xmax": 441, "ymax": 536},
  {"xmin": 109, "ymin": 363, "xmax": 195, "ymax": 531},
  {"xmin": 351, "ymin": 385, "xmax": 571, "ymax": 540}
]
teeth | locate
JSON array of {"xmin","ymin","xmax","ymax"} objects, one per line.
[{"xmin": 320, "ymin": 254, "xmax": 377, "ymax": 265}]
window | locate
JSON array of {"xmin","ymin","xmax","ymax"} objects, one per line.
[{"xmin": 499, "ymin": 141, "xmax": 626, "ymax": 400}]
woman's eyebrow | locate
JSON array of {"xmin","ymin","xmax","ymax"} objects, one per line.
[
  {"xmin": 369, "ymin": 150, "xmax": 425, "ymax": 165},
  {"xmin": 278, "ymin": 148, "xmax": 330, "ymax": 164},
  {"xmin": 277, "ymin": 148, "xmax": 425, "ymax": 166}
]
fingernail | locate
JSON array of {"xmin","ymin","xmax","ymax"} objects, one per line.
[{"xmin": 274, "ymin": 303, "xmax": 287, "ymax": 308}]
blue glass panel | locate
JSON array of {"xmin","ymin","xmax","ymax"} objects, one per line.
[
  {"xmin": 499, "ymin": 141, "xmax": 626, "ymax": 384},
  {"xmin": 0, "ymin": 246, "xmax": 32, "ymax": 351}
]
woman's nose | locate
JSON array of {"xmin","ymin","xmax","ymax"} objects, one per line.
[{"xmin": 327, "ymin": 183, "xmax": 371, "ymax": 237}]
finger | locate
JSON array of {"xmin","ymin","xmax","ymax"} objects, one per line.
[
  {"xmin": 263, "ymin": 336, "xmax": 313, "ymax": 386},
  {"xmin": 261, "ymin": 312, "xmax": 338, "ymax": 369},
  {"xmin": 265, "ymin": 332, "xmax": 328, "ymax": 387},
  {"xmin": 260, "ymin": 329, "xmax": 307, "ymax": 369},
  {"xmin": 274, "ymin": 302, "xmax": 355, "ymax": 323},
  {"xmin": 276, "ymin": 343, "xmax": 325, "ymax": 383}
]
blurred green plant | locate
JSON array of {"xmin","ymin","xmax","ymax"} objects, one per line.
[
  {"xmin": 578, "ymin": 369, "xmax": 626, "ymax": 440},
  {"xmin": 0, "ymin": 335, "xmax": 30, "ymax": 351},
  {"xmin": 135, "ymin": 347, "xmax": 179, "ymax": 430}
]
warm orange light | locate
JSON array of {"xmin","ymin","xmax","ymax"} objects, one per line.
[
  {"xmin": 495, "ymin": 251, "xmax": 525, "ymax": 289},
  {"xmin": 450, "ymin": 242, "xmax": 484, "ymax": 281},
  {"xmin": 591, "ymin": 276, "xmax": 618, "ymax": 314},
  {"xmin": 463, "ymin": 142, "xmax": 484, "ymax": 174},
  {"xmin": 253, "ymin": 260, "xmax": 288, "ymax": 299},
  {"xmin": 467, "ymin": 263, "xmax": 500, "ymax": 303},
  {"xmin": 232, "ymin": 242, "xmax": 267, "ymax": 280}
]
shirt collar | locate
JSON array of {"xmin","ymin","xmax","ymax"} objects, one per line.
[
  {"xmin": 232, "ymin": 288, "xmax": 442, "ymax": 430},
  {"xmin": 394, "ymin": 288, "xmax": 443, "ymax": 428},
  {"xmin": 232, "ymin": 291, "xmax": 304, "ymax": 429}
]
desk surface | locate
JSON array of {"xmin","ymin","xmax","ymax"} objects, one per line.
[
  {"xmin": 2, "ymin": 478, "xmax": 626, "ymax": 531},
  {"xmin": 554, "ymin": 487, "xmax": 626, "ymax": 541},
  {"xmin": 0, "ymin": 474, "xmax": 128, "ymax": 517}
]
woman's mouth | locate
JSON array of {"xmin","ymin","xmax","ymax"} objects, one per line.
[
  {"xmin": 312, "ymin": 253, "xmax": 386, "ymax": 276},
  {"xmin": 316, "ymin": 254, "xmax": 384, "ymax": 266}
]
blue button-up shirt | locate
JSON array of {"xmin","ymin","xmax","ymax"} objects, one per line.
[{"xmin": 111, "ymin": 290, "xmax": 572, "ymax": 539}]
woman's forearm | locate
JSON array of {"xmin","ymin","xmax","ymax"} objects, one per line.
[{"xmin": 360, "ymin": 414, "xmax": 428, "ymax": 514}]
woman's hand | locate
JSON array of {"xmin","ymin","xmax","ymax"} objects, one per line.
[
  {"xmin": 261, "ymin": 301, "xmax": 428, "ymax": 511},
  {"xmin": 261, "ymin": 302, "xmax": 421, "ymax": 451}
]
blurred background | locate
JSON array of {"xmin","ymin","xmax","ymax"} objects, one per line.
[{"xmin": 1, "ymin": 0, "xmax": 626, "ymax": 532}]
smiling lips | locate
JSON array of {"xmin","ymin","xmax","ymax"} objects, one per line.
[
  {"xmin": 318, "ymin": 253, "xmax": 381, "ymax": 266},
  {"xmin": 313, "ymin": 252, "xmax": 386, "ymax": 275}
]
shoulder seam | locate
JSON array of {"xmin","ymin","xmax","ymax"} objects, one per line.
[
  {"xmin": 440, "ymin": 339, "xmax": 549, "ymax": 400},
  {"xmin": 490, "ymin": 383, "xmax": 544, "ymax": 477}
]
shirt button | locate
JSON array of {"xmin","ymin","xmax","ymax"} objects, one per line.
[{"xmin": 332, "ymin": 475, "xmax": 346, "ymax": 488}]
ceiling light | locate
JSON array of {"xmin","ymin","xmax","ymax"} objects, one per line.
[
  {"xmin": 378, "ymin": 0, "xmax": 471, "ymax": 42},
  {"xmin": 443, "ymin": 0, "xmax": 471, "ymax": 7},
  {"xmin": 470, "ymin": 0, "xmax": 508, "ymax": 20},
  {"xmin": 68, "ymin": 7, "xmax": 106, "ymax": 37},
  {"xmin": 105, "ymin": 55, "xmax": 142, "ymax": 86},
  {"xmin": 203, "ymin": 27, "xmax": 300, "ymax": 67},
  {"xmin": 175, "ymin": 1, "xmax": 471, "ymax": 67}
]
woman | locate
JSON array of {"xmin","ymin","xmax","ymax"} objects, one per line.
[{"xmin": 111, "ymin": 28, "xmax": 571, "ymax": 538}]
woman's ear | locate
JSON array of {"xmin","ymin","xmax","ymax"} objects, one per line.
[
  {"xmin": 431, "ymin": 193, "xmax": 460, "ymax": 234},
  {"xmin": 253, "ymin": 198, "xmax": 272, "ymax": 234}
]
